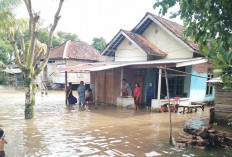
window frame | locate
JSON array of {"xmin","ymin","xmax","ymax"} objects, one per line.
[{"xmin": 206, "ymin": 74, "xmax": 214, "ymax": 96}]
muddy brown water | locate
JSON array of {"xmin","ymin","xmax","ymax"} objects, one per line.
[{"xmin": 0, "ymin": 85, "xmax": 227, "ymax": 156}]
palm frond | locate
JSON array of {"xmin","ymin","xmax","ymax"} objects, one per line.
[
  {"xmin": 0, "ymin": 10, "xmax": 28, "ymax": 33},
  {"xmin": 0, "ymin": 0, "xmax": 22, "ymax": 10}
]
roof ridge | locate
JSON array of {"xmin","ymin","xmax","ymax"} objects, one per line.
[
  {"xmin": 146, "ymin": 12, "xmax": 183, "ymax": 27},
  {"xmin": 63, "ymin": 40, "xmax": 71, "ymax": 59},
  {"xmin": 55, "ymin": 40, "xmax": 69, "ymax": 48}
]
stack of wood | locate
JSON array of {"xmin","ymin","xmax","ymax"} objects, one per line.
[{"xmin": 173, "ymin": 126, "xmax": 232, "ymax": 150}]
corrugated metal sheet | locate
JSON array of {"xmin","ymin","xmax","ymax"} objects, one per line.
[
  {"xmin": 207, "ymin": 77, "xmax": 222, "ymax": 83},
  {"xmin": 57, "ymin": 57, "xmax": 207, "ymax": 73},
  {"xmin": 3, "ymin": 68, "xmax": 21, "ymax": 74}
]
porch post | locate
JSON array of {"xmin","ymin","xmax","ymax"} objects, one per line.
[
  {"xmin": 120, "ymin": 68, "xmax": 123, "ymax": 96},
  {"xmin": 65, "ymin": 71, "xmax": 68, "ymax": 105},
  {"xmin": 157, "ymin": 68, "xmax": 162, "ymax": 108},
  {"xmin": 15, "ymin": 74, "xmax": 18, "ymax": 89}
]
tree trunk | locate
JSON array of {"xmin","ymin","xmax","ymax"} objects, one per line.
[{"xmin": 24, "ymin": 76, "xmax": 36, "ymax": 119}]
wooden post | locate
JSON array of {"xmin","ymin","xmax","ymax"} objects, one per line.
[
  {"xmin": 164, "ymin": 68, "xmax": 172, "ymax": 144},
  {"xmin": 65, "ymin": 71, "xmax": 67, "ymax": 105},
  {"xmin": 157, "ymin": 68, "xmax": 162, "ymax": 108},
  {"xmin": 15, "ymin": 74, "xmax": 18, "ymax": 89},
  {"xmin": 120, "ymin": 68, "xmax": 123, "ymax": 96}
]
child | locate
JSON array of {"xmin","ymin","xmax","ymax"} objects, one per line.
[
  {"xmin": 0, "ymin": 128, "xmax": 7, "ymax": 157},
  {"xmin": 85, "ymin": 88, "xmax": 93, "ymax": 103},
  {"xmin": 133, "ymin": 83, "xmax": 140, "ymax": 111}
]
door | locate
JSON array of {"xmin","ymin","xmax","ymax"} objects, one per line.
[
  {"xmin": 105, "ymin": 71, "xmax": 114, "ymax": 104},
  {"xmin": 136, "ymin": 75, "xmax": 145, "ymax": 104},
  {"xmin": 97, "ymin": 71, "xmax": 105, "ymax": 102}
]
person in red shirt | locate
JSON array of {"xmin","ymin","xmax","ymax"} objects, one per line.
[{"xmin": 133, "ymin": 83, "xmax": 140, "ymax": 110}]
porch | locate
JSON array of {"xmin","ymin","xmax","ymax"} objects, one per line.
[{"xmin": 57, "ymin": 57, "xmax": 213, "ymax": 109}]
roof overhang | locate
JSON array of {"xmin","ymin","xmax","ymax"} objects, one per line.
[
  {"xmin": 101, "ymin": 30, "xmax": 125, "ymax": 57},
  {"xmin": 101, "ymin": 30, "xmax": 166, "ymax": 57},
  {"xmin": 57, "ymin": 57, "xmax": 208, "ymax": 73}
]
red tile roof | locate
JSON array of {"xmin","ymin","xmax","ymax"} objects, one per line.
[
  {"xmin": 68, "ymin": 41, "xmax": 111, "ymax": 61},
  {"xmin": 49, "ymin": 42, "xmax": 67, "ymax": 59},
  {"xmin": 49, "ymin": 41, "xmax": 111, "ymax": 61},
  {"xmin": 122, "ymin": 30, "xmax": 166, "ymax": 56}
]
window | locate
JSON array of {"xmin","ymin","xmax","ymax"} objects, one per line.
[
  {"xmin": 48, "ymin": 60, "xmax": 55, "ymax": 63},
  {"xmin": 168, "ymin": 76, "xmax": 184, "ymax": 97},
  {"xmin": 206, "ymin": 74, "xmax": 214, "ymax": 96}
]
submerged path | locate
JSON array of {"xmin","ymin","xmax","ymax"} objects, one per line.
[{"xmin": 0, "ymin": 86, "xmax": 226, "ymax": 156}]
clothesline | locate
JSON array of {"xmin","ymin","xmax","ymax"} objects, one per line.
[{"xmin": 157, "ymin": 66, "xmax": 211, "ymax": 79}]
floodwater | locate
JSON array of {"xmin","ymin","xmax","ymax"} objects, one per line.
[{"xmin": 0, "ymin": 85, "xmax": 227, "ymax": 157}]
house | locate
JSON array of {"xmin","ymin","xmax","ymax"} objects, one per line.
[
  {"xmin": 87, "ymin": 12, "xmax": 215, "ymax": 108},
  {"xmin": 57, "ymin": 12, "xmax": 215, "ymax": 109},
  {"xmin": 207, "ymin": 78, "xmax": 232, "ymax": 124},
  {"xmin": 2, "ymin": 64, "xmax": 24, "ymax": 89},
  {"xmin": 37, "ymin": 40, "xmax": 111, "ymax": 89}
]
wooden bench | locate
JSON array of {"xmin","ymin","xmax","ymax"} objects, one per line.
[
  {"xmin": 191, "ymin": 101, "xmax": 207, "ymax": 106},
  {"xmin": 178, "ymin": 104, "xmax": 204, "ymax": 114}
]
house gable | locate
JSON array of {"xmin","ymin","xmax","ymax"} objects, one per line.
[
  {"xmin": 142, "ymin": 22, "xmax": 194, "ymax": 59},
  {"xmin": 102, "ymin": 12, "xmax": 200, "ymax": 61},
  {"xmin": 102, "ymin": 30, "xmax": 166, "ymax": 61},
  {"xmin": 115, "ymin": 38, "xmax": 147, "ymax": 61},
  {"xmin": 133, "ymin": 13, "xmax": 199, "ymax": 52}
]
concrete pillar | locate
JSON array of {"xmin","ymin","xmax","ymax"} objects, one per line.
[
  {"xmin": 65, "ymin": 71, "xmax": 67, "ymax": 105},
  {"xmin": 157, "ymin": 68, "xmax": 162, "ymax": 108},
  {"xmin": 120, "ymin": 68, "xmax": 123, "ymax": 96}
]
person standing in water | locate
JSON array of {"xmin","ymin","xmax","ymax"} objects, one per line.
[
  {"xmin": 0, "ymin": 128, "xmax": 7, "ymax": 157},
  {"xmin": 133, "ymin": 83, "xmax": 140, "ymax": 111},
  {"xmin": 146, "ymin": 82, "xmax": 155, "ymax": 112},
  {"xmin": 67, "ymin": 82, "xmax": 77, "ymax": 104},
  {"xmin": 77, "ymin": 81, "xmax": 85, "ymax": 105}
]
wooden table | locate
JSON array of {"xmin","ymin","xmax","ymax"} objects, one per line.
[{"xmin": 178, "ymin": 104, "xmax": 204, "ymax": 114}]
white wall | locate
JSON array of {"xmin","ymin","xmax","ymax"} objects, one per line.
[
  {"xmin": 114, "ymin": 38, "xmax": 147, "ymax": 61},
  {"xmin": 52, "ymin": 60, "xmax": 92, "ymax": 84},
  {"xmin": 142, "ymin": 22, "xmax": 193, "ymax": 59},
  {"xmin": 37, "ymin": 59, "xmax": 93, "ymax": 88}
]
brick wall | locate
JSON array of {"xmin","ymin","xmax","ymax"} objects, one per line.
[{"xmin": 192, "ymin": 62, "xmax": 212, "ymax": 74}]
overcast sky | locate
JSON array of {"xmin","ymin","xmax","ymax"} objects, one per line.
[{"xmin": 16, "ymin": 0, "xmax": 181, "ymax": 44}]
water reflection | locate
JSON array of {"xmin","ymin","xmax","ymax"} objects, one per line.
[{"xmin": 0, "ymin": 86, "xmax": 226, "ymax": 156}]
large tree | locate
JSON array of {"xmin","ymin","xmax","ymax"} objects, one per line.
[
  {"xmin": 57, "ymin": 31, "xmax": 80, "ymax": 42},
  {"xmin": 91, "ymin": 37, "xmax": 107, "ymax": 52},
  {"xmin": 39, "ymin": 29, "xmax": 63, "ymax": 47},
  {"xmin": 8, "ymin": 0, "xmax": 64, "ymax": 119},
  {"xmin": 154, "ymin": 0, "xmax": 232, "ymax": 87},
  {"xmin": 0, "ymin": 36, "xmax": 13, "ymax": 64},
  {"xmin": 0, "ymin": 0, "xmax": 27, "ymax": 67}
]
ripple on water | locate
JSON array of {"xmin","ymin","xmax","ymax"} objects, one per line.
[
  {"xmin": 0, "ymin": 86, "xmax": 226, "ymax": 157},
  {"xmin": 145, "ymin": 151, "xmax": 161, "ymax": 157}
]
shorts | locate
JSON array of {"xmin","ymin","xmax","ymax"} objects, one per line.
[
  {"xmin": 0, "ymin": 150, "xmax": 5, "ymax": 157},
  {"xmin": 146, "ymin": 99, "xmax": 151, "ymax": 107},
  {"xmin": 79, "ymin": 96, "xmax": 85, "ymax": 105},
  {"xmin": 134, "ymin": 96, "xmax": 140, "ymax": 106}
]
